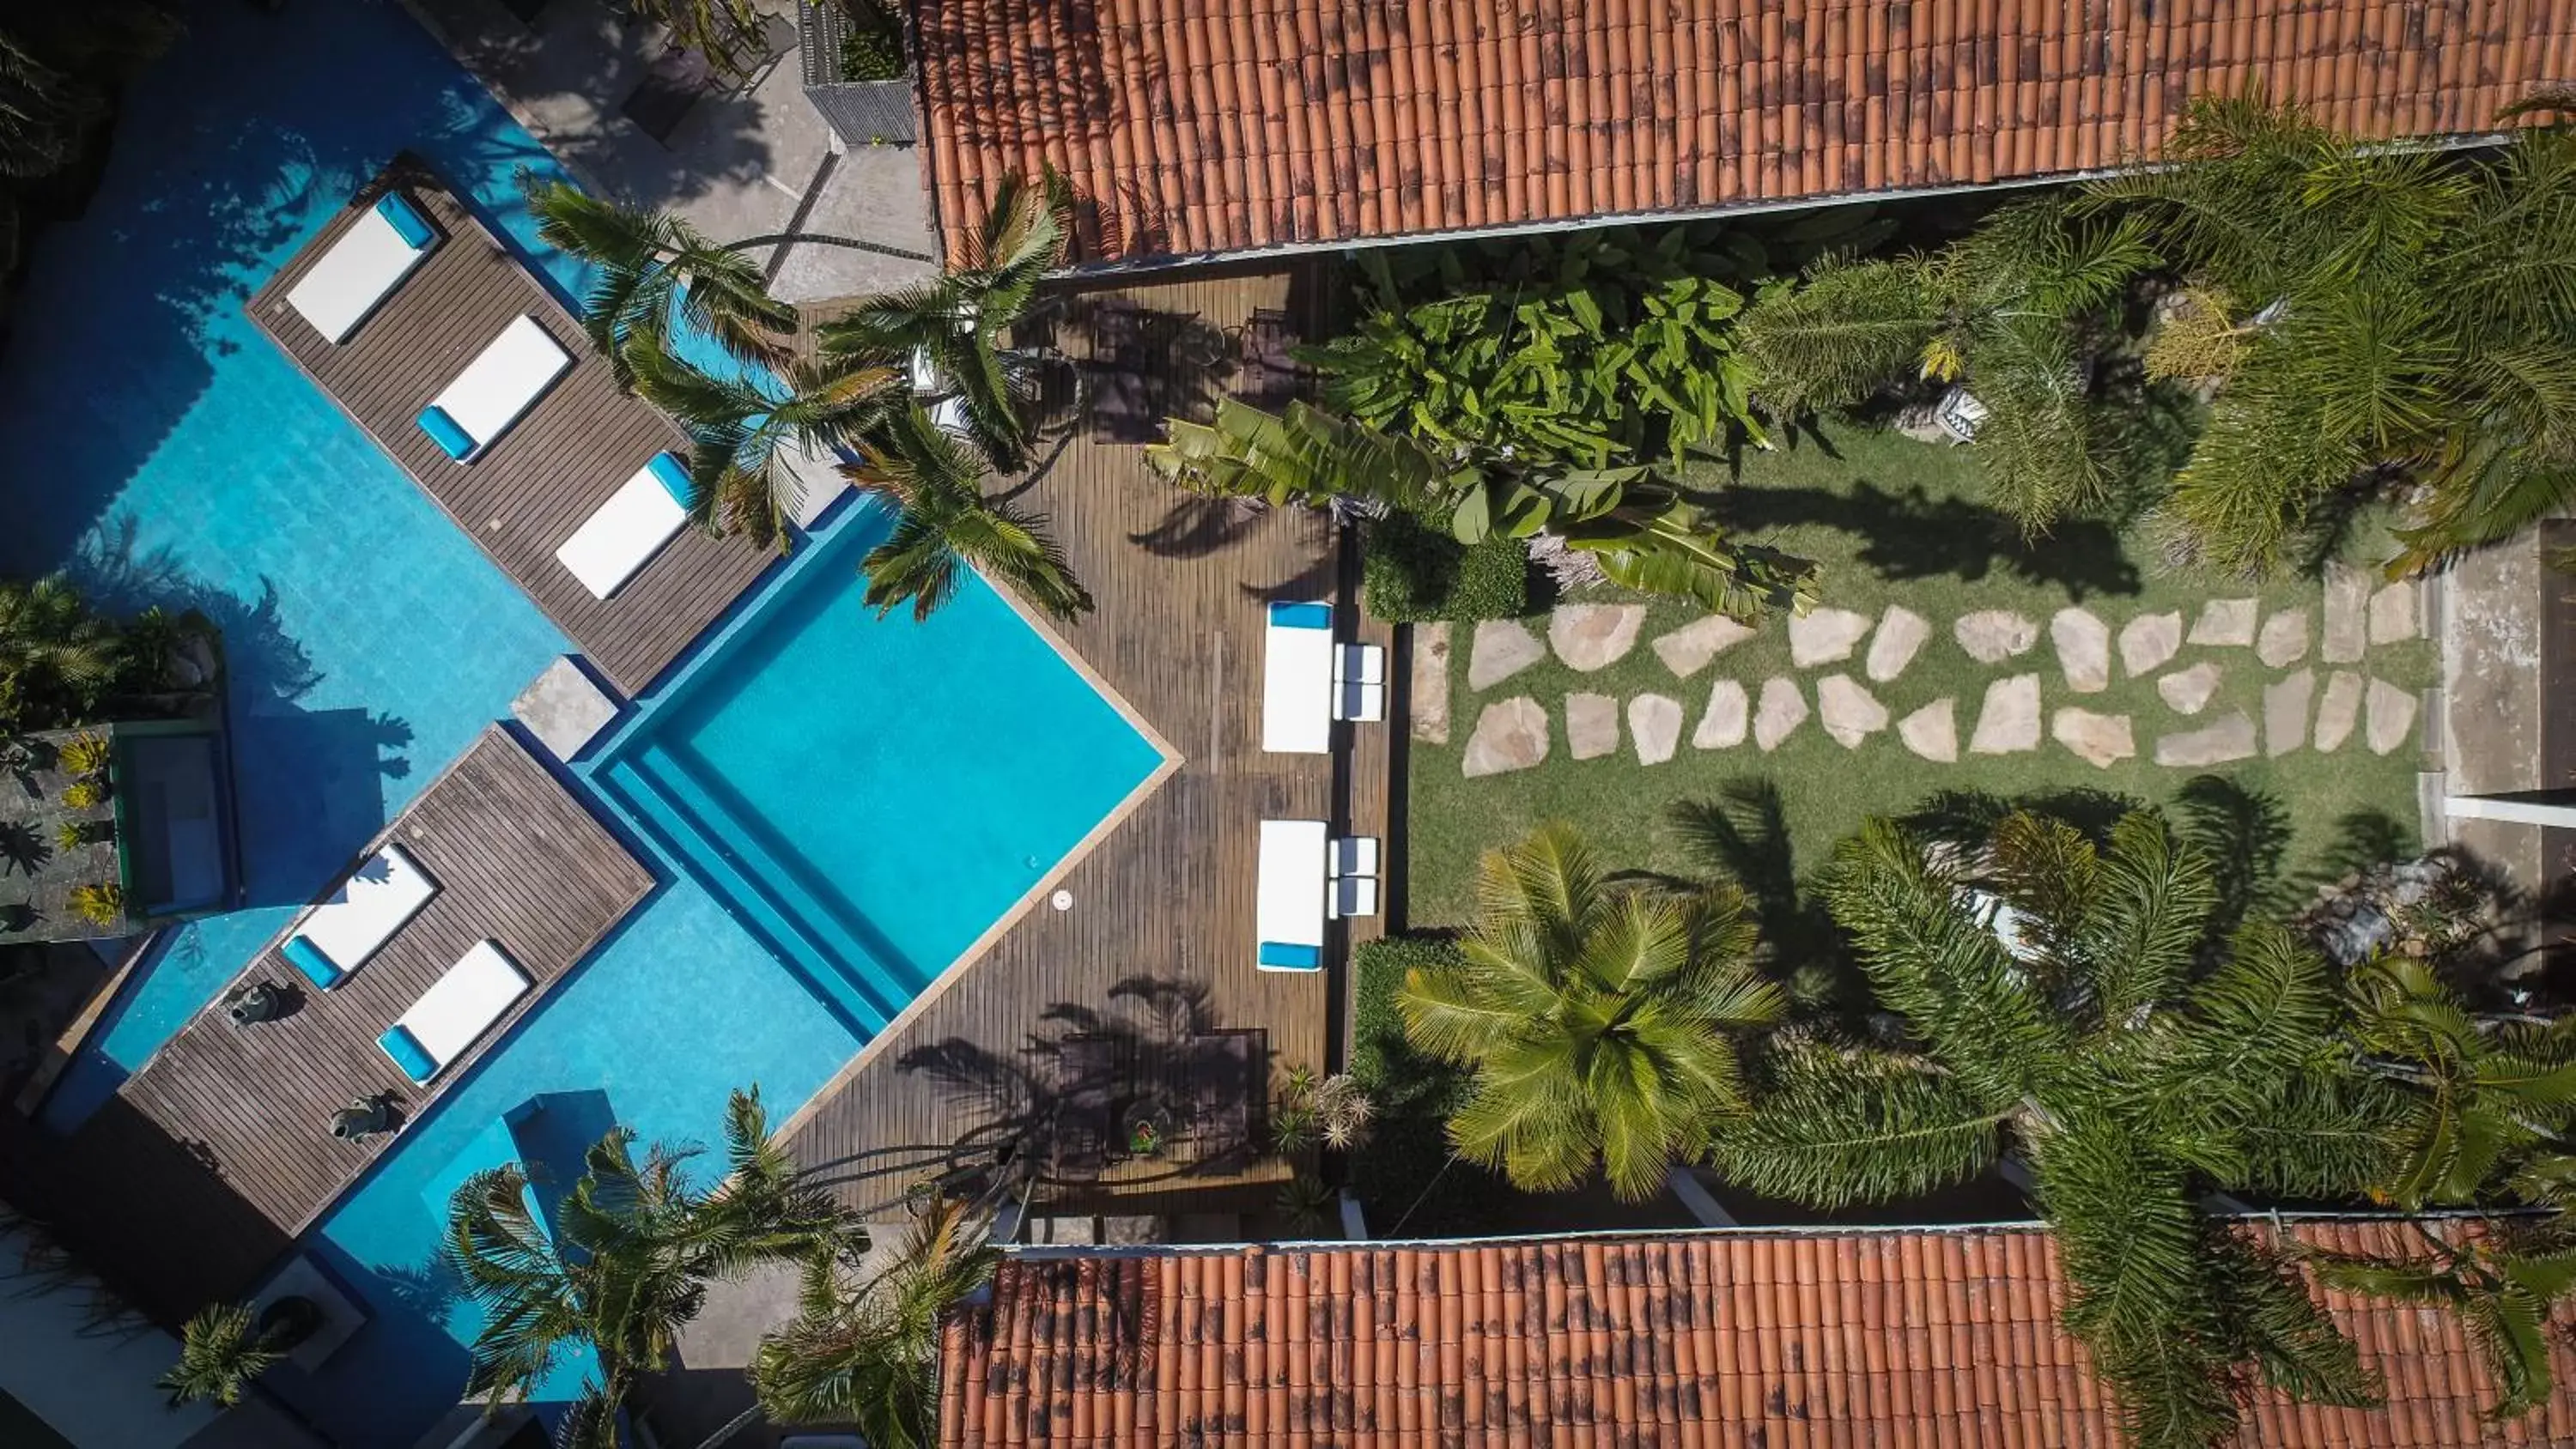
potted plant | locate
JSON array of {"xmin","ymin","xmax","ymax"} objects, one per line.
[
  {"xmin": 160, "ymin": 1296, "xmax": 320, "ymax": 1408},
  {"xmin": 1121, "ymin": 1099, "xmax": 1172, "ymax": 1159}
]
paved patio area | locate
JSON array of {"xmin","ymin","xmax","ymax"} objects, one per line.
[{"xmin": 401, "ymin": 0, "xmax": 939, "ymax": 300}]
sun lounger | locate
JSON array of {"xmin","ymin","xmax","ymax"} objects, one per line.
[
  {"xmin": 378, "ymin": 940, "xmax": 532, "ymax": 1084},
  {"xmin": 285, "ymin": 194, "xmax": 440, "ymax": 343},
  {"xmin": 279, "ymin": 842, "xmax": 440, "ymax": 991},
  {"xmin": 417, "ymin": 315, "xmax": 573, "ymax": 462},
  {"xmin": 1256, "ymin": 819, "xmax": 1328, "ymax": 972},
  {"xmin": 1261, "ymin": 601, "xmax": 1335, "ymax": 754},
  {"xmin": 556, "ymin": 452, "xmax": 694, "ymax": 598}
]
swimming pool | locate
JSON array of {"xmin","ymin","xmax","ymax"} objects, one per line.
[{"xmin": 595, "ymin": 504, "xmax": 1165, "ymax": 1036}]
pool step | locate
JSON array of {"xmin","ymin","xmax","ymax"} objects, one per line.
[{"xmin": 600, "ymin": 750, "xmax": 904, "ymax": 1037}]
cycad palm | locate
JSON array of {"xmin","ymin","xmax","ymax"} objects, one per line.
[
  {"xmin": 815, "ymin": 170, "xmax": 1072, "ymax": 473},
  {"xmin": 1396, "ymin": 822, "xmax": 1784, "ymax": 1201},
  {"xmin": 0, "ymin": 576, "xmax": 125, "ymax": 732},
  {"xmin": 2312, "ymin": 1220, "xmax": 2576, "ymax": 1420},
  {"xmin": 1733, "ymin": 197, "xmax": 2156, "ymax": 531},
  {"xmin": 751, "ymin": 1198, "xmax": 999, "ymax": 1448},
  {"xmin": 624, "ymin": 330, "xmax": 902, "ymax": 550},
  {"xmin": 2081, "ymin": 91, "xmax": 2576, "ymax": 572},
  {"xmin": 157, "ymin": 1302, "xmax": 281, "ymax": 1409},
  {"xmin": 526, "ymin": 179, "xmax": 796, "ymax": 385},
  {"xmin": 1713, "ymin": 810, "xmax": 2404, "ymax": 1447},
  {"xmin": 445, "ymin": 1088, "xmax": 854, "ymax": 1448},
  {"xmin": 846, "ymin": 403, "xmax": 1091, "ymax": 622}
]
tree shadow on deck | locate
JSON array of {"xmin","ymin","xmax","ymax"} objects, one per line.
[{"xmin": 794, "ymin": 976, "xmax": 1274, "ymax": 1216}]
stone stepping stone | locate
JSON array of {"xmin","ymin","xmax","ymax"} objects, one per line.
[
  {"xmin": 1817, "ymin": 675, "xmax": 1890, "ymax": 749},
  {"xmin": 2157, "ymin": 661, "xmax": 2222, "ymax": 716},
  {"xmin": 1630, "ymin": 694, "xmax": 1683, "ymax": 765},
  {"xmin": 1411, "ymin": 621, "xmax": 1451, "ymax": 745},
  {"xmin": 2154, "ymin": 711, "xmax": 2257, "ymax": 767},
  {"xmin": 1899, "ymin": 699, "xmax": 1958, "ymax": 763},
  {"xmin": 1463, "ymin": 697, "xmax": 1550, "ymax": 777},
  {"xmin": 2263, "ymin": 669, "xmax": 2314, "ymax": 757},
  {"xmin": 2366, "ymin": 678, "xmax": 2417, "ymax": 755},
  {"xmin": 1969, "ymin": 674, "xmax": 2043, "ymax": 755},
  {"xmin": 1694, "ymin": 679, "xmax": 1749, "ymax": 749},
  {"xmin": 1468, "ymin": 620, "xmax": 1546, "ymax": 691},
  {"xmin": 2324, "ymin": 562, "xmax": 2370, "ymax": 664},
  {"xmin": 1651, "ymin": 615, "xmax": 1758, "ymax": 678},
  {"xmin": 2052, "ymin": 707, "xmax": 2136, "ymax": 769},
  {"xmin": 2188, "ymin": 597, "xmax": 2258, "ymax": 647},
  {"xmin": 2051, "ymin": 607, "xmax": 2111, "ymax": 693},
  {"xmin": 1551, "ymin": 604, "xmax": 1647, "ymax": 672},
  {"xmin": 1566, "ymin": 692, "xmax": 1620, "ymax": 760},
  {"xmin": 2118, "ymin": 611, "xmax": 2182, "ymax": 678},
  {"xmin": 1956, "ymin": 610, "xmax": 2040, "ymax": 664},
  {"xmin": 1754, "ymin": 677, "xmax": 1808, "ymax": 751},
  {"xmin": 2369, "ymin": 583, "xmax": 2418, "ymax": 645},
  {"xmin": 1864, "ymin": 605, "xmax": 1931, "ymax": 683},
  {"xmin": 2314, "ymin": 670, "xmax": 2363, "ymax": 752},
  {"xmin": 2256, "ymin": 608, "xmax": 2310, "ymax": 668},
  {"xmin": 1789, "ymin": 607, "xmax": 1873, "ymax": 668}
]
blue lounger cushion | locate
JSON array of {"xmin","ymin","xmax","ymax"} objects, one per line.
[
  {"xmin": 282, "ymin": 934, "xmax": 343, "ymax": 991},
  {"xmin": 379, "ymin": 1024, "xmax": 440, "ymax": 1084},
  {"xmin": 647, "ymin": 452, "xmax": 695, "ymax": 507},
  {"xmin": 417, "ymin": 403, "xmax": 475, "ymax": 459},
  {"xmin": 1268, "ymin": 601, "xmax": 1332, "ymax": 629},
  {"xmin": 374, "ymin": 193, "xmax": 436, "ymax": 250},
  {"xmin": 1258, "ymin": 940, "xmax": 1321, "ymax": 970}
]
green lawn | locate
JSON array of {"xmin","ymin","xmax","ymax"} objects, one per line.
[{"xmin": 1404, "ymin": 424, "xmax": 2439, "ymax": 926}]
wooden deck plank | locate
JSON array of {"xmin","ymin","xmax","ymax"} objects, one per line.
[
  {"xmin": 244, "ymin": 161, "xmax": 775, "ymax": 697},
  {"xmin": 781, "ymin": 262, "xmax": 1390, "ymax": 1215},
  {"xmin": 96, "ymin": 727, "xmax": 655, "ymax": 1252}
]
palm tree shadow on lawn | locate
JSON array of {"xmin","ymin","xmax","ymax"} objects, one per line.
[{"xmin": 1711, "ymin": 476, "xmax": 2143, "ymax": 599}]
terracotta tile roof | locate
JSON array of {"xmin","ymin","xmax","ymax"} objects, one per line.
[
  {"xmin": 912, "ymin": 0, "xmax": 2576, "ymax": 268},
  {"xmin": 937, "ymin": 1220, "xmax": 2576, "ymax": 1446}
]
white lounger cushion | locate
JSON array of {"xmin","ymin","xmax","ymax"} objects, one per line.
[
  {"xmin": 434, "ymin": 316, "xmax": 573, "ymax": 454},
  {"xmin": 387, "ymin": 940, "xmax": 530, "ymax": 1076},
  {"xmin": 1255, "ymin": 819, "xmax": 1328, "ymax": 971},
  {"xmin": 556, "ymin": 458, "xmax": 690, "ymax": 598},
  {"xmin": 286, "ymin": 204, "xmax": 434, "ymax": 343},
  {"xmin": 297, "ymin": 842, "xmax": 439, "ymax": 976},
  {"xmin": 1261, "ymin": 601, "xmax": 1335, "ymax": 755}
]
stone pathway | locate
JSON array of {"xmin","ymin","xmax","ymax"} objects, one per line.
[{"xmin": 1443, "ymin": 579, "xmax": 2427, "ymax": 777}]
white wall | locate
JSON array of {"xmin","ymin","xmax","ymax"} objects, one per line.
[{"xmin": 0, "ymin": 1219, "xmax": 217, "ymax": 1449}]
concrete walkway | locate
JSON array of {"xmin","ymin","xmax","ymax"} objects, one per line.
[{"xmin": 401, "ymin": 0, "xmax": 939, "ymax": 300}]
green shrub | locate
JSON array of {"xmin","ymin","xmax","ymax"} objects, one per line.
[
  {"xmin": 68, "ymin": 881, "xmax": 122, "ymax": 928},
  {"xmin": 58, "ymin": 731, "xmax": 110, "ymax": 777},
  {"xmin": 837, "ymin": 8, "xmax": 904, "ymax": 80},
  {"xmin": 61, "ymin": 777, "xmax": 106, "ymax": 809},
  {"xmin": 1360, "ymin": 510, "xmax": 1530, "ymax": 623}
]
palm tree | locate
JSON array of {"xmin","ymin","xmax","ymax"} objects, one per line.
[
  {"xmin": 444, "ymin": 1088, "xmax": 854, "ymax": 1447},
  {"xmin": 2344, "ymin": 955, "xmax": 2576, "ymax": 1208},
  {"xmin": 0, "ymin": 576, "xmax": 125, "ymax": 734},
  {"xmin": 813, "ymin": 170, "xmax": 1073, "ymax": 475},
  {"xmin": 846, "ymin": 403, "xmax": 1091, "ymax": 622},
  {"xmin": 623, "ymin": 331, "xmax": 903, "ymax": 550},
  {"xmin": 2312, "ymin": 1219, "xmax": 2576, "ymax": 1420},
  {"xmin": 1148, "ymin": 397, "xmax": 1821, "ymax": 621},
  {"xmin": 159, "ymin": 1297, "xmax": 319, "ymax": 1409},
  {"xmin": 2080, "ymin": 91, "xmax": 2576, "ymax": 573},
  {"xmin": 526, "ymin": 179, "xmax": 796, "ymax": 384},
  {"xmin": 0, "ymin": 32, "xmax": 96, "ymax": 181},
  {"xmin": 751, "ymin": 1197, "xmax": 998, "ymax": 1448},
  {"xmin": 1395, "ymin": 822, "xmax": 1784, "ymax": 1202},
  {"xmin": 1711, "ymin": 810, "xmax": 2405, "ymax": 1447},
  {"xmin": 1732, "ymin": 197, "xmax": 2156, "ymax": 532}
]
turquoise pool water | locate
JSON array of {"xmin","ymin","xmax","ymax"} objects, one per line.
[{"xmin": 596, "ymin": 505, "xmax": 1165, "ymax": 1036}]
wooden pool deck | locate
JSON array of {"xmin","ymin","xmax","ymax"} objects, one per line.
[
  {"xmin": 780, "ymin": 260, "xmax": 1394, "ymax": 1217},
  {"xmin": 11, "ymin": 727, "xmax": 653, "ymax": 1314},
  {"xmin": 246, "ymin": 160, "xmax": 772, "ymax": 697}
]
